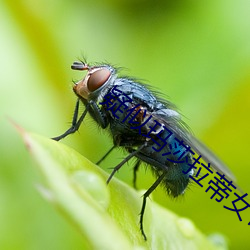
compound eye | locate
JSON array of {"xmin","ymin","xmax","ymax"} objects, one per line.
[{"xmin": 87, "ymin": 68, "xmax": 111, "ymax": 92}]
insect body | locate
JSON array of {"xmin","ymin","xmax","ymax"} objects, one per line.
[{"xmin": 53, "ymin": 60, "xmax": 235, "ymax": 240}]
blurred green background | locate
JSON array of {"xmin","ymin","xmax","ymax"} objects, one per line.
[{"xmin": 1, "ymin": 0, "xmax": 250, "ymax": 249}]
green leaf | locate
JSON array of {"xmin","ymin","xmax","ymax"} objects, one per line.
[{"xmin": 19, "ymin": 128, "xmax": 227, "ymax": 250}]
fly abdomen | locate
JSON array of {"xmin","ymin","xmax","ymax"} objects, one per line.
[{"xmin": 135, "ymin": 126, "xmax": 194, "ymax": 197}]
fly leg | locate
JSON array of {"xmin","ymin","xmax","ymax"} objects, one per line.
[
  {"xmin": 133, "ymin": 160, "xmax": 141, "ymax": 189},
  {"xmin": 107, "ymin": 143, "xmax": 146, "ymax": 184},
  {"xmin": 140, "ymin": 172, "xmax": 166, "ymax": 240},
  {"xmin": 88, "ymin": 100, "xmax": 108, "ymax": 129},
  {"xmin": 52, "ymin": 99, "xmax": 89, "ymax": 141},
  {"xmin": 96, "ymin": 145, "xmax": 116, "ymax": 165},
  {"xmin": 100, "ymin": 148, "xmax": 141, "ymax": 188}
]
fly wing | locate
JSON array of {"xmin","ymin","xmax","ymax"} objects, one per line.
[
  {"xmin": 151, "ymin": 109, "xmax": 236, "ymax": 182},
  {"xmin": 186, "ymin": 133, "xmax": 236, "ymax": 181}
]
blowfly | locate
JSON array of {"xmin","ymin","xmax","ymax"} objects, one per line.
[{"xmin": 52, "ymin": 60, "xmax": 236, "ymax": 240}]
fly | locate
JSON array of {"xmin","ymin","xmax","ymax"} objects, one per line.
[{"xmin": 52, "ymin": 60, "xmax": 237, "ymax": 240}]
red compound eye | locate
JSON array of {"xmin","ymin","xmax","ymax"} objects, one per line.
[{"xmin": 87, "ymin": 68, "xmax": 111, "ymax": 92}]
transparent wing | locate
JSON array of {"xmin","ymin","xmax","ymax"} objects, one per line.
[
  {"xmin": 152, "ymin": 111, "xmax": 236, "ymax": 182},
  {"xmin": 186, "ymin": 133, "xmax": 236, "ymax": 181}
]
